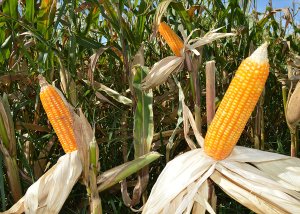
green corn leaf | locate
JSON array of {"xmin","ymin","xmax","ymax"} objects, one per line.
[
  {"xmin": 25, "ymin": 0, "xmax": 35, "ymax": 23},
  {"xmin": 37, "ymin": 0, "xmax": 57, "ymax": 39},
  {"xmin": 170, "ymin": 2, "xmax": 192, "ymax": 32},
  {"xmin": 2, "ymin": 0, "xmax": 18, "ymax": 19},
  {"xmin": 133, "ymin": 66, "xmax": 153, "ymax": 158},
  {"xmin": 97, "ymin": 152, "xmax": 161, "ymax": 192},
  {"xmin": 0, "ymin": 99, "xmax": 10, "ymax": 150},
  {"xmin": 76, "ymin": 35, "xmax": 102, "ymax": 49}
]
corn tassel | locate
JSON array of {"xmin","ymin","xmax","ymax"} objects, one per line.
[
  {"xmin": 204, "ymin": 43, "xmax": 269, "ymax": 160},
  {"xmin": 39, "ymin": 76, "xmax": 77, "ymax": 153},
  {"xmin": 158, "ymin": 22, "xmax": 184, "ymax": 57}
]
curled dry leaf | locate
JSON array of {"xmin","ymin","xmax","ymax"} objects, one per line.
[
  {"xmin": 84, "ymin": 80, "xmax": 132, "ymax": 106},
  {"xmin": 152, "ymin": 0, "xmax": 173, "ymax": 38},
  {"xmin": 187, "ymin": 30, "xmax": 235, "ymax": 56},
  {"xmin": 141, "ymin": 56, "xmax": 184, "ymax": 91}
]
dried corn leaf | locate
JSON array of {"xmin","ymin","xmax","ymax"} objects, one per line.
[
  {"xmin": 0, "ymin": 95, "xmax": 12, "ymax": 150},
  {"xmin": 187, "ymin": 31, "xmax": 235, "ymax": 56},
  {"xmin": 88, "ymin": 47, "xmax": 108, "ymax": 84},
  {"xmin": 84, "ymin": 80, "xmax": 132, "ymax": 106},
  {"xmin": 141, "ymin": 56, "xmax": 184, "ymax": 90}
]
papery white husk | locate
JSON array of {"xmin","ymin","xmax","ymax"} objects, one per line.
[
  {"xmin": 141, "ymin": 56, "xmax": 184, "ymax": 90},
  {"xmin": 142, "ymin": 146, "xmax": 300, "ymax": 214},
  {"xmin": 4, "ymin": 151, "xmax": 82, "ymax": 214}
]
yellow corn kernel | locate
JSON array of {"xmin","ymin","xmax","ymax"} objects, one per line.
[
  {"xmin": 39, "ymin": 76, "xmax": 77, "ymax": 153},
  {"xmin": 158, "ymin": 22, "xmax": 184, "ymax": 57},
  {"xmin": 204, "ymin": 43, "xmax": 269, "ymax": 160}
]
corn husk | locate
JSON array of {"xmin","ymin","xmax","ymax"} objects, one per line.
[
  {"xmin": 186, "ymin": 29, "xmax": 235, "ymax": 56},
  {"xmin": 4, "ymin": 151, "xmax": 82, "ymax": 214},
  {"xmin": 141, "ymin": 56, "xmax": 184, "ymax": 90},
  {"xmin": 286, "ymin": 81, "xmax": 300, "ymax": 126},
  {"xmin": 143, "ymin": 144, "xmax": 300, "ymax": 214}
]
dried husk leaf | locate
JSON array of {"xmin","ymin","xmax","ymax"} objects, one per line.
[
  {"xmin": 24, "ymin": 151, "xmax": 82, "ymax": 214},
  {"xmin": 187, "ymin": 31, "xmax": 235, "ymax": 56},
  {"xmin": 3, "ymin": 151, "xmax": 82, "ymax": 214},
  {"xmin": 210, "ymin": 171, "xmax": 287, "ymax": 214},
  {"xmin": 142, "ymin": 149, "xmax": 215, "ymax": 213},
  {"xmin": 216, "ymin": 163, "xmax": 300, "ymax": 213},
  {"xmin": 152, "ymin": 0, "xmax": 173, "ymax": 38},
  {"xmin": 192, "ymin": 181, "xmax": 214, "ymax": 214},
  {"xmin": 254, "ymin": 158, "xmax": 300, "ymax": 191},
  {"xmin": 72, "ymin": 109, "xmax": 94, "ymax": 185},
  {"xmin": 143, "ymin": 146, "xmax": 300, "ymax": 214},
  {"xmin": 2, "ymin": 197, "xmax": 24, "ymax": 214},
  {"xmin": 142, "ymin": 56, "xmax": 184, "ymax": 90},
  {"xmin": 286, "ymin": 81, "xmax": 300, "ymax": 126}
]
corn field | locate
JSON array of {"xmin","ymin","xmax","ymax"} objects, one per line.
[{"xmin": 0, "ymin": 0, "xmax": 300, "ymax": 213}]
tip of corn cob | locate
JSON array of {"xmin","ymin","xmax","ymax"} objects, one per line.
[
  {"xmin": 38, "ymin": 75, "xmax": 49, "ymax": 89},
  {"xmin": 249, "ymin": 42, "xmax": 268, "ymax": 64}
]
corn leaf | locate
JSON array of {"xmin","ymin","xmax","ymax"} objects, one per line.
[
  {"xmin": 170, "ymin": 2, "xmax": 192, "ymax": 32},
  {"xmin": 0, "ymin": 144, "xmax": 22, "ymax": 203},
  {"xmin": 84, "ymin": 80, "xmax": 132, "ymax": 106},
  {"xmin": 25, "ymin": 0, "xmax": 35, "ymax": 23},
  {"xmin": 37, "ymin": 0, "xmax": 57, "ymax": 39},
  {"xmin": 97, "ymin": 152, "xmax": 161, "ymax": 192},
  {"xmin": 1, "ymin": 94, "xmax": 16, "ymax": 155},
  {"xmin": 133, "ymin": 66, "xmax": 153, "ymax": 158},
  {"xmin": 2, "ymin": 0, "xmax": 18, "ymax": 19}
]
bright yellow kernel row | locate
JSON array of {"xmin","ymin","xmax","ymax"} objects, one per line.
[
  {"xmin": 204, "ymin": 58, "xmax": 269, "ymax": 160},
  {"xmin": 158, "ymin": 22, "xmax": 184, "ymax": 57},
  {"xmin": 40, "ymin": 83, "xmax": 77, "ymax": 153}
]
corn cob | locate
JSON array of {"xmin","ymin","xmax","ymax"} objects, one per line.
[
  {"xmin": 158, "ymin": 22, "xmax": 184, "ymax": 57},
  {"xmin": 39, "ymin": 76, "xmax": 77, "ymax": 153},
  {"xmin": 204, "ymin": 43, "xmax": 269, "ymax": 160}
]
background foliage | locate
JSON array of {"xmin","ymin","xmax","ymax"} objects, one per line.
[{"xmin": 0, "ymin": 0, "xmax": 299, "ymax": 213}]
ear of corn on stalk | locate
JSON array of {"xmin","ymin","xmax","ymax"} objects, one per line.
[
  {"xmin": 39, "ymin": 76, "xmax": 77, "ymax": 153},
  {"xmin": 204, "ymin": 43, "xmax": 269, "ymax": 160},
  {"xmin": 158, "ymin": 22, "xmax": 184, "ymax": 57}
]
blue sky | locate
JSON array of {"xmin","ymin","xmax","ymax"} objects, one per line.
[
  {"xmin": 257, "ymin": 0, "xmax": 297, "ymax": 12},
  {"xmin": 255, "ymin": 0, "xmax": 299, "ymax": 24}
]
